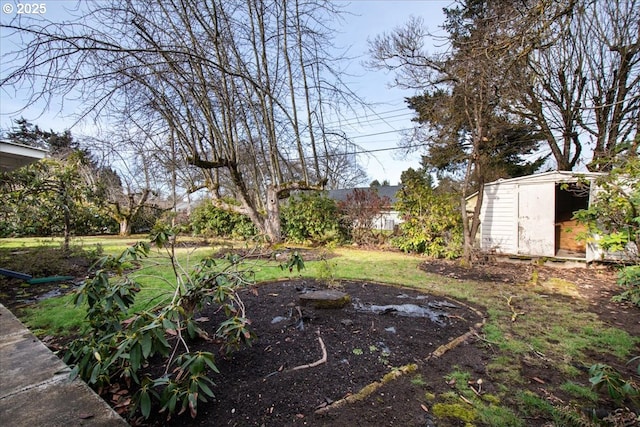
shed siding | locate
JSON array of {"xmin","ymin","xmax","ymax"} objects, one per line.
[{"xmin": 480, "ymin": 183, "xmax": 517, "ymax": 253}]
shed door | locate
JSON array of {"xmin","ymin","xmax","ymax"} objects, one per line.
[{"xmin": 517, "ymin": 183, "xmax": 555, "ymax": 256}]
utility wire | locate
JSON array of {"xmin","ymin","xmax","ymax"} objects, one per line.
[{"xmin": 349, "ymin": 127, "xmax": 414, "ymax": 140}]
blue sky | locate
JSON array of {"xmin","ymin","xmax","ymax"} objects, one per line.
[
  {"xmin": 336, "ymin": 0, "xmax": 449, "ymax": 184},
  {"xmin": 0, "ymin": 0, "xmax": 450, "ymax": 185}
]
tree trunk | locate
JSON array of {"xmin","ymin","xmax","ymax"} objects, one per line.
[
  {"xmin": 119, "ymin": 218, "xmax": 131, "ymax": 236},
  {"xmin": 460, "ymin": 196, "xmax": 473, "ymax": 266},
  {"xmin": 264, "ymin": 186, "xmax": 282, "ymax": 243},
  {"xmin": 62, "ymin": 204, "xmax": 71, "ymax": 253}
]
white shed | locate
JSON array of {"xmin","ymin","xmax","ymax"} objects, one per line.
[{"xmin": 475, "ymin": 171, "xmax": 608, "ymax": 262}]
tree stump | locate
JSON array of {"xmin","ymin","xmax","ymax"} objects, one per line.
[{"xmin": 299, "ymin": 290, "xmax": 351, "ymax": 309}]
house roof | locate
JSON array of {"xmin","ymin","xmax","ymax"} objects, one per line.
[
  {"xmin": 0, "ymin": 141, "xmax": 48, "ymax": 172},
  {"xmin": 328, "ymin": 185, "xmax": 402, "ymax": 204}
]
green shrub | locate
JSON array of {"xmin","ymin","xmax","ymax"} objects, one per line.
[
  {"xmin": 281, "ymin": 191, "xmax": 348, "ymax": 244},
  {"xmin": 64, "ymin": 227, "xmax": 256, "ymax": 421},
  {"xmin": 393, "ymin": 168, "xmax": 462, "ymax": 258},
  {"xmin": 589, "ymin": 362, "xmax": 640, "ymax": 406},
  {"xmin": 612, "ymin": 265, "xmax": 640, "ymax": 307},
  {"xmin": 573, "ymin": 156, "xmax": 639, "ymax": 260},
  {"xmin": 190, "ymin": 199, "xmax": 257, "ymax": 239}
]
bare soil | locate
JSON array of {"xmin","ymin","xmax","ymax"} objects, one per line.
[
  {"xmin": 143, "ymin": 278, "xmax": 485, "ymax": 427},
  {"xmin": 1, "ymin": 249, "xmax": 638, "ymax": 426}
]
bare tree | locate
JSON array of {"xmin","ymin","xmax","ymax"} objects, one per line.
[
  {"xmin": 91, "ymin": 138, "xmax": 155, "ymax": 236},
  {"xmin": 579, "ymin": 0, "xmax": 640, "ymax": 168},
  {"xmin": 508, "ymin": 0, "xmax": 639, "ymax": 170},
  {"xmin": 511, "ymin": 2, "xmax": 587, "ymax": 171},
  {"xmin": 1, "ymin": 0, "xmax": 361, "ymax": 242}
]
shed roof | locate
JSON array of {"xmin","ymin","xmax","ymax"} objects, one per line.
[{"xmin": 484, "ymin": 170, "xmax": 605, "ymax": 187}]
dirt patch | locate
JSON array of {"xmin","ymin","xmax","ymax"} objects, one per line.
[
  {"xmin": 144, "ymin": 279, "xmax": 485, "ymax": 426},
  {"xmin": 137, "ymin": 258, "xmax": 638, "ymax": 426},
  {"xmin": 420, "ymin": 259, "xmax": 639, "ymax": 337}
]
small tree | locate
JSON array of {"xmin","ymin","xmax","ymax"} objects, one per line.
[
  {"xmin": 338, "ymin": 188, "xmax": 390, "ymax": 246},
  {"xmin": 574, "ymin": 155, "xmax": 639, "ymax": 306},
  {"xmin": 65, "ymin": 227, "xmax": 255, "ymax": 420},
  {"xmin": 1, "ymin": 121, "xmax": 110, "ymax": 248}
]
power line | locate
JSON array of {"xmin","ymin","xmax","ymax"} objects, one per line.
[
  {"xmin": 349, "ymin": 127, "xmax": 414, "ymax": 140},
  {"xmin": 322, "ymin": 107, "xmax": 412, "ymax": 127}
]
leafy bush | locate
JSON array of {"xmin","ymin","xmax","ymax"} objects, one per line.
[
  {"xmin": 190, "ymin": 199, "xmax": 257, "ymax": 239},
  {"xmin": 574, "ymin": 157, "xmax": 639, "ymax": 306},
  {"xmin": 612, "ymin": 265, "xmax": 640, "ymax": 307},
  {"xmin": 281, "ymin": 191, "xmax": 348, "ymax": 244},
  {"xmin": 573, "ymin": 156, "xmax": 639, "ymax": 260},
  {"xmin": 589, "ymin": 361, "xmax": 639, "ymax": 407},
  {"xmin": 393, "ymin": 169, "xmax": 462, "ymax": 258},
  {"xmin": 64, "ymin": 226, "xmax": 255, "ymax": 420}
]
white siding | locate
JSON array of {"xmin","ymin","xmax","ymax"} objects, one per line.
[{"xmin": 480, "ymin": 183, "xmax": 517, "ymax": 253}]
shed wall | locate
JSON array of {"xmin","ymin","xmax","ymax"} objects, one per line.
[{"xmin": 480, "ymin": 183, "xmax": 517, "ymax": 253}]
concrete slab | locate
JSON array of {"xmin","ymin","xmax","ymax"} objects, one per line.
[
  {"xmin": 0, "ymin": 304, "xmax": 128, "ymax": 426},
  {"xmin": 0, "ymin": 330, "xmax": 70, "ymax": 395}
]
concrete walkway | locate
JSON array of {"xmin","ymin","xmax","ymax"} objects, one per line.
[{"xmin": 0, "ymin": 304, "xmax": 128, "ymax": 426}]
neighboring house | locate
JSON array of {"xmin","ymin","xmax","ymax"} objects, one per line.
[
  {"xmin": 0, "ymin": 141, "xmax": 48, "ymax": 172},
  {"xmin": 328, "ymin": 185, "xmax": 402, "ymax": 230},
  {"xmin": 467, "ymin": 171, "xmax": 627, "ymax": 262}
]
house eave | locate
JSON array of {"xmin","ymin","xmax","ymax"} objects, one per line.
[{"xmin": 0, "ymin": 141, "xmax": 48, "ymax": 172}]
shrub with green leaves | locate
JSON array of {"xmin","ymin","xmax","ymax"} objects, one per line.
[
  {"xmin": 613, "ymin": 265, "xmax": 640, "ymax": 307},
  {"xmin": 393, "ymin": 168, "xmax": 462, "ymax": 258},
  {"xmin": 589, "ymin": 361, "xmax": 640, "ymax": 407},
  {"xmin": 190, "ymin": 199, "xmax": 257, "ymax": 239},
  {"xmin": 280, "ymin": 191, "xmax": 348, "ymax": 244},
  {"xmin": 574, "ymin": 157, "xmax": 639, "ymax": 305},
  {"xmin": 574, "ymin": 156, "xmax": 639, "ymax": 260},
  {"xmin": 64, "ymin": 226, "xmax": 255, "ymax": 420}
]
